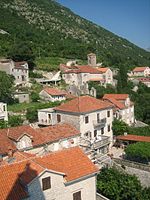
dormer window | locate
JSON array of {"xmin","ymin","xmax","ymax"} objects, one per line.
[{"xmin": 42, "ymin": 177, "xmax": 51, "ymax": 191}]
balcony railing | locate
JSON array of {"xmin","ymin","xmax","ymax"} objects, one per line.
[
  {"xmin": 93, "ymin": 136, "xmax": 110, "ymax": 149},
  {"xmin": 80, "ymin": 135, "xmax": 110, "ymax": 150},
  {"xmin": 93, "ymin": 118, "xmax": 106, "ymax": 128}
]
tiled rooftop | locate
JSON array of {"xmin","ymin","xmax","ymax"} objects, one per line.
[
  {"xmin": 117, "ymin": 134, "xmax": 150, "ymax": 143},
  {"xmin": 55, "ymin": 95, "xmax": 113, "ymax": 113},
  {"xmin": 132, "ymin": 67, "xmax": 148, "ymax": 72},
  {"xmin": 0, "ymin": 147, "xmax": 98, "ymax": 199}
]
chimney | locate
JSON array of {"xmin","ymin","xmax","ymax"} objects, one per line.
[{"xmin": 8, "ymin": 148, "xmax": 13, "ymax": 158}]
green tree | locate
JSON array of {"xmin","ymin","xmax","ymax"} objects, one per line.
[
  {"xmin": 125, "ymin": 142, "xmax": 150, "ymax": 163},
  {"xmin": 31, "ymin": 92, "xmax": 40, "ymax": 102},
  {"xmin": 97, "ymin": 167, "xmax": 148, "ymax": 200},
  {"xmin": 8, "ymin": 42, "xmax": 35, "ymax": 70},
  {"xmin": 26, "ymin": 108, "xmax": 37, "ymax": 123},
  {"xmin": 112, "ymin": 119, "xmax": 129, "ymax": 136},
  {"xmin": 8, "ymin": 115, "xmax": 23, "ymax": 127},
  {"xmin": 0, "ymin": 71, "xmax": 15, "ymax": 103}
]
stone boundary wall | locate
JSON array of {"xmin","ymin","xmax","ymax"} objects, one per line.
[{"xmin": 113, "ymin": 158, "xmax": 150, "ymax": 172}]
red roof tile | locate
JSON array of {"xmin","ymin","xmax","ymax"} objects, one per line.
[
  {"xmin": 0, "ymin": 130, "xmax": 16, "ymax": 154},
  {"xmin": 0, "ymin": 147, "xmax": 98, "ymax": 199},
  {"xmin": 97, "ymin": 67, "xmax": 109, "ymax": 73},
  {"xmin": 117, "ymin": 134, "xmax": 150, "ymax": 143},
  {"xmin": 103, "ymin": 94, "xmax": 130, "ymax": 109},
  {"xmin": 43, "ymin": 87, "xmax": 66, "ymax": 96},
  {"xmin": 0, "ymin": 124, "xmax": 79, "ymax": 154},
  {"xmin": 14, "ymin": 61, "xmax": 27, "ymax": 69},
  {"xmin": 55, "ymin": 95, "xmax": 113, "ymax": 113},
  {"xmin": 0, "ymin": 159, "xmax": 43, "ymax": 200},
  {"xmin": 132, "ymin": 67, "xmax": 148, "ymax": 72},
  {"xmin": 37, "ymin": 123, "xmax": 80, "ymax": 143},
  {"xmin": 35, "ymin": 147, "xmax": 99, "ymax": 182},
  {"xmin": 64, "ymin": 65, "xmax": 101, "ymax": 74},
  {"xmin": 103, "ymin": 94, "xmax": 129, "ymax": 100}
]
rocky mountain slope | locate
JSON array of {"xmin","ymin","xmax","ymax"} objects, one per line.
[{"xmin": 0, "ymin": 0, "xmax": 150, "ymax": 67}]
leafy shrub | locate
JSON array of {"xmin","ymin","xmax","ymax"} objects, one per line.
[{"xmin": 125, "ymin": 142, "xmax": 150, "ymax": 163}]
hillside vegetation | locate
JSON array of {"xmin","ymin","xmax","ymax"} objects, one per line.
[{"xmin": 0, "ymin": 0, "xmax": 150, "ymax": 68}]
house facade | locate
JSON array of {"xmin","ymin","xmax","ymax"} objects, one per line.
[
  {"xmin": 132, "ymin": 66, "xmax": 150, "ymax": 77},
  {"xmin": 0, "ymin": 102, "xmax": 8, "ymax": 121},
  {"xmin": 14, "ymin": 92, "xmax": 30, "ymax": 103},
  {"xmin": 103, "ymin": 94, "xmax": 135, "ymax": 126},
  {"xmin": 0, "ymin": 59, "xmax": 29, "ymax": 86},
  {"xmin": 39, "ymin": 87, "xmax": 66, "ymax": 102},
  {"xmin": 38, "ymin": 96, "xmax": 114, "ymax": 158},
  {"xmin": 0, "ymin": 147, "xmax": 98, "ymax": 200},
  {"xmin": 61, "ymin": 64, "xmax": 114, "ymax": 90}
]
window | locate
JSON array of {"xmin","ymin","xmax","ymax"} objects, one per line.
[
  {"xmin": 85, "ymin": 116, "xmax": 89, "ymax": 124},
  {"xmin": 107, "ymin": 111, "xmax": 110, "ymax": 117},
  {"xmin": 97, "ymin": 113, "xmax": 100, "ymax": 123},
  {"xmin": 108, "ymin": 125, "xmax": 111, "ymax": 132},
  {"xmin": 94, "ymin": 130, "xmax": 97, "ymax": 137},
  {"xmin": 73, "ymin": 191, "xmax": 81, "ymax": 200},
  {"xmin": 42, "ymin": 177, "xmax": 51, "ymax": 191},
  {"xmin": 57, "ymin": 114, "xmax": 61, "ymax": 123},
  {"xmin": 101, "ymin": 127, "xmax": 104, "ymax": 135}
]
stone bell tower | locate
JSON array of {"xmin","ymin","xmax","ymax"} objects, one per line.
[{"xmin": 87, "ymin": 53, "xmax": 96, "ymax": 67}]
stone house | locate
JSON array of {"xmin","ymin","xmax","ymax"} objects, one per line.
[
  {"xmin": 0, "ymin": 102, "xmax": 8, "ymax": 121},
  {"xmin": 96, "ymin": 67, "xmax": 114, "ymax": 86},
  {"xmin": 103, "ymin": 94, "xmax": 135, "ymax": 126},
  {"xmin": 39, "ymin": 87, "xmax": 66, "ymax": 102},
  {"xmin": 60, "ymin": 64, "xmax": 114, "ymax": 90},
  {"xmin": 0, "ymin": 147, "xmax": 99, "ymax": 200},
  {"xmin": 14, "ymin": 92, "xmax": 30, "ymax": 103},
  {"xmin": 132, "ymin": 66, "xmax": 150, "ymax": 77},
  {"xmin": 0, "ymin": 123, "xmax": 80, "ymax": 158},
  {"xmin": 38, "ymin": 96, "xmax": 114, "ymax": 157},
  {"xmin": 0, "ymin": 59, "xmax": 29, "ymax": 86}
]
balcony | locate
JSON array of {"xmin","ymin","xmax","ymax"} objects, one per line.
[
  {"xmin": 80, "ymin": 136, "xmax": 110, "ymax": 150},
  {"xmin": 93, "ymin": 136, "xmax": 110, "ymax": 149},
  {"xmin": 93, "ymin": 118, "xmax": 106, "ymax": 128}
]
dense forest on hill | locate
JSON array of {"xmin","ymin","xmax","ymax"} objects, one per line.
[{"xmin": 0, "ymin": 0, "xmax": 150, "ymax": 69}]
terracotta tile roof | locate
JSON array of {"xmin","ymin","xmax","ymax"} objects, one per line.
[
  {"xmin": 0, "ymin": 151, "xmax": 36, "ymax": 166},
  {"xmin": 55, "ymin": 95, "xmax": 113, "ymax": 113},
  {"xmin": 97, "ymin": 67, "xmax": 109, "ymax": 73},
  {"xmin": 35, "ymin": 147, "xmax": 98, "ymax": 182},
  {"xmin": 117, "ymin": 134, "xmax": 150, "ymax": 143},
  {"xmin": 43, "ymin": 87, "xmax": 66, "ymax": 96},
  {"xmin": 0, "ymin": 147, "xmax": 98, "ymax": 199},
  {"xmin": 0, "ymin": 159, "xmax": 43, "ymax": 200},
  {"xmin": 14, "ymin": 61, "xmax": 27, "ymax": 69},
  {"xmin": 103, "ymin": 94, "xmax": 129, "ymax": 100},
  {"xmin": 37, "ymin": 123, "xmax": 80, "ymax": 142},
  {"xmin": 132, "ymin": 67, "xmax": 148, "ymax": 72},
  {"xmin": 5, "ymin": 125, "xmax": 38, "ymax": 141},
  {"xmin": 103, "ymin": 94, "xmax": 130, "ymax": 110},
  {"xmin": 0, "ymin": 124, "xmax": 79, "ymax": 154},
  {"xmin": 64, "ymin": 65, "xmax": 101, "ymax": 74},
  {"xmin": 0, "ymin": 130, "xmax": 16, "ymax": 155}
]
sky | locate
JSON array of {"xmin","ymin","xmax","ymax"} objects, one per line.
[{"xmin": 56, "ymin": 0, "xmax": 150, "ymax": 50}]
